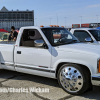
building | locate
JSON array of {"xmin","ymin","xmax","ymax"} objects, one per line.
[
  {"xmin": 72, "ymin": 23, "xmax": 100, "ymax": 28},
  {"xmin": 81, "ymin": 23, "xmax": 100, "ymax": 28},
  {"xmin": 0, "ymin": 6, "xmax": 34, "ymax": 31}
]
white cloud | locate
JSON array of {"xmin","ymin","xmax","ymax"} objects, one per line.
[{"xmin": 87, "ymin": 4, "xmax": 100, "ymax": 8}]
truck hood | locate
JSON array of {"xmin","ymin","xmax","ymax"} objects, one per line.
[{"xmin": 56, "ymin": 43, "xmax": 100, "ymax": 56}]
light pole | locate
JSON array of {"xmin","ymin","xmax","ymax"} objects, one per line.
[
  {"xmin": 96, "ymin": 15, "xmax": 99, "ymax": 27},
  {"xmin": 80, "ymin": 16, "xmax": 82, "ymax": 27},
  {"xmin": 57, "ymin": 14, "xmax": 58, "ymax": 25},
  {"xmin": 64, "ymin": 17, "xmax": 67, "ymax": 28},
  {"xmin": 49, "ymin": 18, "xmax": 52, "ymax": 25},
  {"xmin": 35, "ymin": 18, "xmax": 37, "ymax": 26}
]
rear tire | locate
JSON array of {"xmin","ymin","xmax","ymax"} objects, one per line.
[{"xmin": 57, "ymin": 64, "xmax": 90, "ymax": 95}]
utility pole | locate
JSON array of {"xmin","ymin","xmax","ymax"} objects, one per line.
[
  {"xmin": 64, "ymin": 17, "xmax": 67, "ymax": 28},
  {"xmin": 96, "ymin": 15, "xmax": 99, "ymax": 27},
  {"xmin": 80, "ymin": 16, "xmax": 82, "ymax": 27},
  {"xmin": 49, "ymin": 18, "xmax": 52, "ymax": 25},
  {"xmin": 57, "ymin": 14, "xmax": 58, "ymax": 25},
  {"xmin": 35, "ymin": 18, "xmax": 37, "ymax": 26}
]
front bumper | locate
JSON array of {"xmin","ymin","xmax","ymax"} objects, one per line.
[{"xmin": 92, "ymin": 75, "xmax": 100, "ymax": 86}]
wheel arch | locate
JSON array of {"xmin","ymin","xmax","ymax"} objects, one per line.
[{"xmin": 55, "ymin": 62, "xmax": 91, "ymax": 78}]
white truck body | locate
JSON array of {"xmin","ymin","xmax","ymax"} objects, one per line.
[
  {"xmin": 1, "ymin": 26, "xmax": 100, "ymax": 94},
  {"xmin": 70, "ymin": 28, "xmax": 100, "ymax": 44}
]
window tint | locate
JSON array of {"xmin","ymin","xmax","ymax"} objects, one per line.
[
  {"xmin": 89, "ymin": 30, "xmax": 100, "ymax": 41},
  {"xmin": 20, "ymin": 29, "xmax": 43, "ymax": 47},
  {"xmin": 73, "ymin": 30, "xmax": 91, "ymax": 42}
]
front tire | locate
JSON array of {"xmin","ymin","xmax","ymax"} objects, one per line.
[{"xmin": 57, "ymin": 64, "xmax": 90, "ymax": 95}]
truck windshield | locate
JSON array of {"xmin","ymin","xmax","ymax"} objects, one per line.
[
  {"xmin": 89, "ymin": 30, "xmax": 100, "ymax": 41},
  {"xmin": 41, "ymin": 28, "xmax": 79, "ymax": 46}
]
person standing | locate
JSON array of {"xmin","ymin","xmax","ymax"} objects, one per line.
[
  {"xmin": 11, "ymin": 26, "xmax": 18, "ymax": 41},
  {"xmin": 8, "ymin": 31, "xmax": 13, "ymax": 41}
]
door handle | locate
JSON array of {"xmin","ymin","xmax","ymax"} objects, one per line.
[{"xmin": 17, "ymin": 51, "xmax": 21, "ymax": 54}]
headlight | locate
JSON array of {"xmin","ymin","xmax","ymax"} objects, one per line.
[{"xmin": 98, "ymin": 59, "xmax": 100, "ymax": 73}]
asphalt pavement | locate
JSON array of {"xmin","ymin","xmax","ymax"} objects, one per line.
[{"xmin": 0, "ymin": 69, "xmax": 99, "ymax": 100}]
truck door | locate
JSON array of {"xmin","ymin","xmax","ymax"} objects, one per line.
[{"xmin": 14, "ymin": 29, "xmax": 52, "ymax": 75}]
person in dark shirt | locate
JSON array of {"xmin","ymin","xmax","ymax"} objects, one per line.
[
  {"xmin": 8, "ymin": 31, "xmax": 13, "ymax": 40},
  {"xmin": 11, "ymin": 26, "xmax": 18, "ymax": 41}
]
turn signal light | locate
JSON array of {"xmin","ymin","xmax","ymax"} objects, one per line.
[
  {"xmin": 40, "ymin": 25, "xmax": 44, "ymax": 27},
  {"xmin": 98, "ymin": 59, "xmax": 100, "ymax": 73},
  {"xmin": 56, "ymin": 25, "xmax": 59, "ymax": 27},
  {"xmin": 61, "ymin": 26, "xmax": 64, "ymax": 28},
  {"xmin": 53, "ymin": 25, "xmax": 56, "ymax": 27},
  {"xmin": 49, "ymin": 25, "xmax": 53, "ymax": 27}
]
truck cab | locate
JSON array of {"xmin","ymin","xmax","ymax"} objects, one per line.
[{"xmin": 70, "ymin": 28, "xmax": 100, "ymax": 44}]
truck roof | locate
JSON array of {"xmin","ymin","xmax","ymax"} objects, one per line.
[
  {"xmin": 20, "ymin": 26, "xmax": 64, "ymax": 29},
  {"xmin": 40, "ymin": 26, "xmax": 64, "ymax": 29}
]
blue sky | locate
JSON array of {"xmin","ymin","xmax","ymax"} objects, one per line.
[{"xmin": 0, "ymin": 0, "xmax": 100, "ymax": 27}]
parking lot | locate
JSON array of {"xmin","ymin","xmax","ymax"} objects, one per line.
[{"xmin": 0, "ymin": 69, "xmax": 99, "ymax": 100}]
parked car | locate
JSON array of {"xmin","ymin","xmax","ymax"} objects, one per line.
[
  {"xmin": 0, "ymin": 33, "xmax": 10, "ymax": 41},
  {"xmin": 70, "ymin": 28, "xmax": 100, "ymax": 44},
  {"xmin": 1, "ymin": 26, "xmax": 100, "ymax": 95},
  {"xmin": 0, "ymin": 32, "xmax": 8, "ymax": 38}
]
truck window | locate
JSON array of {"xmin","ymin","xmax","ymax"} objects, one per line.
[
  {"xmin": 20, "ymin": 29, "xmax": 43, "ymax": 47},
  {"xmin": 73, "ymin": 30, "xmax": 91, "ymax": 42},
  {"xmin": 41, "ymin": 28, "xmax": 78, "ymax": 46},
  {"xmin": 89, "ymin": 30, "xmax": 100, "ymax": 41}
]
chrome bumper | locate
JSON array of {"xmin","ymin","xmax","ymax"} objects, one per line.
[{"xmin": 92, "ymin": 75, "xmax": 100, "ymax": 86}]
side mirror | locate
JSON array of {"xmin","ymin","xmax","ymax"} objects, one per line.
[
  {"xmin": 34, "ymin": 39, "xmax": 44, "ymax": 47},
  {"xmin": 85, "ymin": 37, "xmax": 92, "ymax": 42}
]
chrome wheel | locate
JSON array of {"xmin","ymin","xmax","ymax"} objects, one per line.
[{"xmin": 59, "ymin": 66, "xmax": 83, "ymax": 93}]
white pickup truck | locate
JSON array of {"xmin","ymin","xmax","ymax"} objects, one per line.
[
  {"xmin": 70, "ymin": 28, "xmax": 100, "ymax": 44},
  {"xmin": 1, "ymin": 26, "xmax": 100, "ymax": 95}
]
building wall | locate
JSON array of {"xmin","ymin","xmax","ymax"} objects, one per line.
[{"xmin": 0, "ymin": 10, "xmax": 34, "ymax": 31}]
